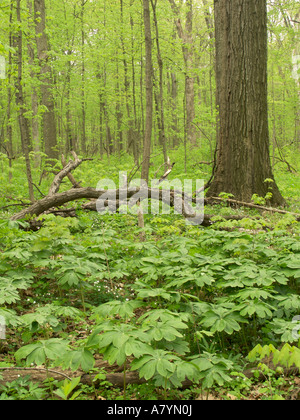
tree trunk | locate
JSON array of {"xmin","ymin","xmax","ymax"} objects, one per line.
[
  {"xmin": 170, "ymin": 71, "xmax": 179, "ymax": 147},
  {"xmin": 141, "ymin": 0, "xmax": 153, "ymax": 183},
  {"xmin": 6, "ymin": 0, "xmax": 14, "ymax": 182},
  {"xmin": 207, "ymin": 0, "xmax": 285, "ymax": 206},
  {"xmin": 65, "ymin": 55, "xmax": 74, "ymax": 153},
  {"xmin": 130, "ymin": 6, "xmax": 139, "ymax": 163},
  {"xmin": 115, "ymin": 58, "xmax": 123, "ymax": 157},
  {"xmin": 168, "ymin": 0, "xmax": 197, "ymax": 146},
  {"xmin": 27, "ymin": 0, "xmax": 41, "ymax": 167},
  {"xmin": 151, "ymin": 0, "xmax": 168, "ymax": 168},
  {"xmin": 80, "ymin": 0, "xmax": 86, "ymax": 155},
  {"xmin": 34, "ymin": 0, "xmax": 58, "ymax": 164},
  {"xmin": 15, "ymin": 0, "xmax": 35, "ymax": 202}
]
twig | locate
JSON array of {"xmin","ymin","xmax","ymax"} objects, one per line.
[
  {"xmin": 0, "ymin": 202, "xmax": 31, "ymax": 210},
  {"xmin": 31, "ymin": 182, "xmax": 46, "ymax": 198},
  {"xmin": 127, "ymin": 152, "xmax": 161, "ymax": 184},
  {"xmin": 192, "ymin": 161, "xmax": 213, "ymax": 167},
  {"xmin": 155, "ymin": 157, "xmax": 176, "ymax": 185}
]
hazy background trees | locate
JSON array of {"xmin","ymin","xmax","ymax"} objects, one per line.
[{"xmin": 0, "ymin": 0, "xmax": 299, "ymax": 192}]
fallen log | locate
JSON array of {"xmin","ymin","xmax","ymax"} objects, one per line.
[
  {"xmin": 11, "ymin": 152, "xmax": 294, "ymax": 228},
  {"xmin": 10, "ymin": 183, "xmax": 263, "ymax": 229},
  {"xmin": 0, "ymin": 362, "xmax": 298, "ymax": 392},
  {"xmin": 82, "ymin": 198, "xmax": 256, "ymax": 228},
  {"xmin": 12, "ymin": 185, "xmax": 255, "ymax": 229}
]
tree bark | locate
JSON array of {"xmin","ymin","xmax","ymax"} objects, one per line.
[
  {"xmin": 207, "ymin": 0, "xmax": 285, "ymax": 206},
  {"xmin": 80, "ymin": 0, "xmax": 86, "ymax": 155},
  {"xmin": 34, "ymin": 0, "xmax": 58, "ymax": 164},
  {"xmin": 27, "ymin": 0, "xmax": 41, "ymax": 167},
  {"xmin": 168, "ymin": 0, "xmax": 197, "ymax": 146},
  {"xmin": 14, "ymin": 0, "xmax": 35, "ymax": 203},
  {"xmin": 151, "ymin": 0, "xmax": 168, "ymax": 168},
  {"xmin": 141, "ymin": 0, "xmax": 153, "ymax": 184},
  {"xmin": 6, "ymin": 0, "xmax": 14, "ymax": 182}
]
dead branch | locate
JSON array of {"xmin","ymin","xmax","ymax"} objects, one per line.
[
  {"xmin": 192, "ymin": 161, "xmax": 213, "ymax": 167},
  {"xmin": 156, "ymin": 158, "xmax": 175, "ymax": 185},
  {"xmin": 48, "ymin": 152, "xmax": 83, "ymax": 196},
  {"xmin": 10, "ymin": 187, "xmax": 105, "ymax": 220},
  {"xmin": 205, "ymin": 196, "xmax": 300, "ymax": 221},
  {"xmin": 273, "ymin": 156, "xmax": 297, "ymax": 174},
  {"xmin": 61, "ymin": 153, "xmax": 82, "ymax": 189},
  {"xmin": 31, "ymin": 182, "xmax": 46, "ymax": 198},
  {"xmin": 0, "ymin": 202, "xmax": 31, "ymax": 210},
  {"xmin": 10, "ymin": 155, "xmax": 298, "ymax": 228},
  {"xmin": 0, "ymin": 366, "xmax": 72, "ymax": 381}
]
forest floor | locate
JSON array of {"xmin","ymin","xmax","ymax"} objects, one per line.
[{"xmin": 0, "ymin": 150, "xmax": 299, "ymax": 401}]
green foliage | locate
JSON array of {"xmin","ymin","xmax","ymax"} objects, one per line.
[
  {"xmin": 87, "ymin": 322, "xmax": 152, "ymax": 366},
  {"xmin": 0, "ymin": 376, "xmax": 47, "ymax": 400},
  {"xmin": 0, "ymin": 0, "xmax": 299, "ymax": 401},
  {"xmin": 248, "ymin": 343, "xmax": 300, "ymax": 371},
  {"xmin": 53, "ymin": 377, "xmax": 82, "ymax": 400},
  {"xmin": 15, "ymin": 339, "xmax": 69, "ymax": 367}
]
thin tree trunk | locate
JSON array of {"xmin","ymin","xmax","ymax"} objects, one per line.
[
  {"xmin": 34, "ymin": 0, "xmax": 58, "ymax": 165},
  {"xmin": 27, "ymin": 0, "xmax": 40, "ymax": 167},
  {"xmin": 15, "ymin": 0, "xmax": 35, "ymax": 202},
  {"xmin": 120, "ymin": 0, "xmax": 134, "ymax": 158},
  {"xmin": 130, "ymin": 8, "xmax": 139, "ymax": 164},
  {"xmin": 65, "ymin": 56, "xmax": 73, "ymax": 153},
  {"xmin": 141, "ymin": 0, "xmax": 153, "ymax": 183},
  {"xmin": 6, "ymin": 0, "xmax": 14, "ymax": 182},
  {"xmin": 170, "ymin": 71, "xmax": 179, "ymax": 148},
  {"xmin": 151, "ymin": 0, "xmax": 168, "ymax": 168},
  {"xmin": 168, "ymin": 0, "xmax": 196, "ymax": 146},
  {"xmin": 115, "ymin": 58, "xmax": 123, "ymax": 157},
  {"xmin": 81, "ymin": 0, "xmax": 86, "ymax": 155},
  {"xmin": 169, "ymin": 30, "xmax": 179, "ymax": 148}
]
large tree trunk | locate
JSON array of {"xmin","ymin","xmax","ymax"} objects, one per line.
[
  {"xmin": 207, "ymin": 0, "xmax": 285, "ymax": 206},
  {"xmin": 34, "ymin": 0, "xmax": 58, "ymax": 164}
]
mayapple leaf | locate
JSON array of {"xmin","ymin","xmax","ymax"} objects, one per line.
[
  {"xmin": 138, "ymin": 359, "xmax": 156, "ymax": 381},
  {"xmin": 0, "ymin": 287, "xmax": 20, "ymax": 305},
  {"xmin": 58, "ymin": 271, "xmax": 81, "ymax": 287},
  {"xmin": 15, "ymin": 339, "xmax": 69, "ymax": 366},
  {"xmin": 156, "ymin": 358, "xmax": 174, "ymax": 378},
  {"xmin": 61, "ymin": 348, "xmax": 95, "ymax": 372},
  {"xmin": 92, "ymin": 300, "xmax": 143, "ymax": 319}
]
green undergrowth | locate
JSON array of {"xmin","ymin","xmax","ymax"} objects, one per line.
[
  {"xmin": 0, "ymin": 151, "xmax": 299, "ymax": 400},
  {"xmin": 0, "ymin": 210, "xmax": 299, "ymax": 400}
]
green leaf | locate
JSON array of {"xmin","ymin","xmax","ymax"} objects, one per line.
[
  {"xmin": 156, "ymin": 358, "xmax": 174, "ymax": 378},
  {"xmin": 15, "ymin": 339, "xmax": 68, "ymax": 366},
  {"xmin": 54, "ymin": 377, "xmax": 81, "ymax": 400},
  {"xmin": 61, "ymin": 348, "xmax": 95, "ymax": 372},
  {"xmin": 139, "ymin": 360, "xmax": 156, "ymax": 381}
]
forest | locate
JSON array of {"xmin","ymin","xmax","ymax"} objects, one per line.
[{"xmin": 0, "ymin": 0, "xmax": 299, "ymax": 402}]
